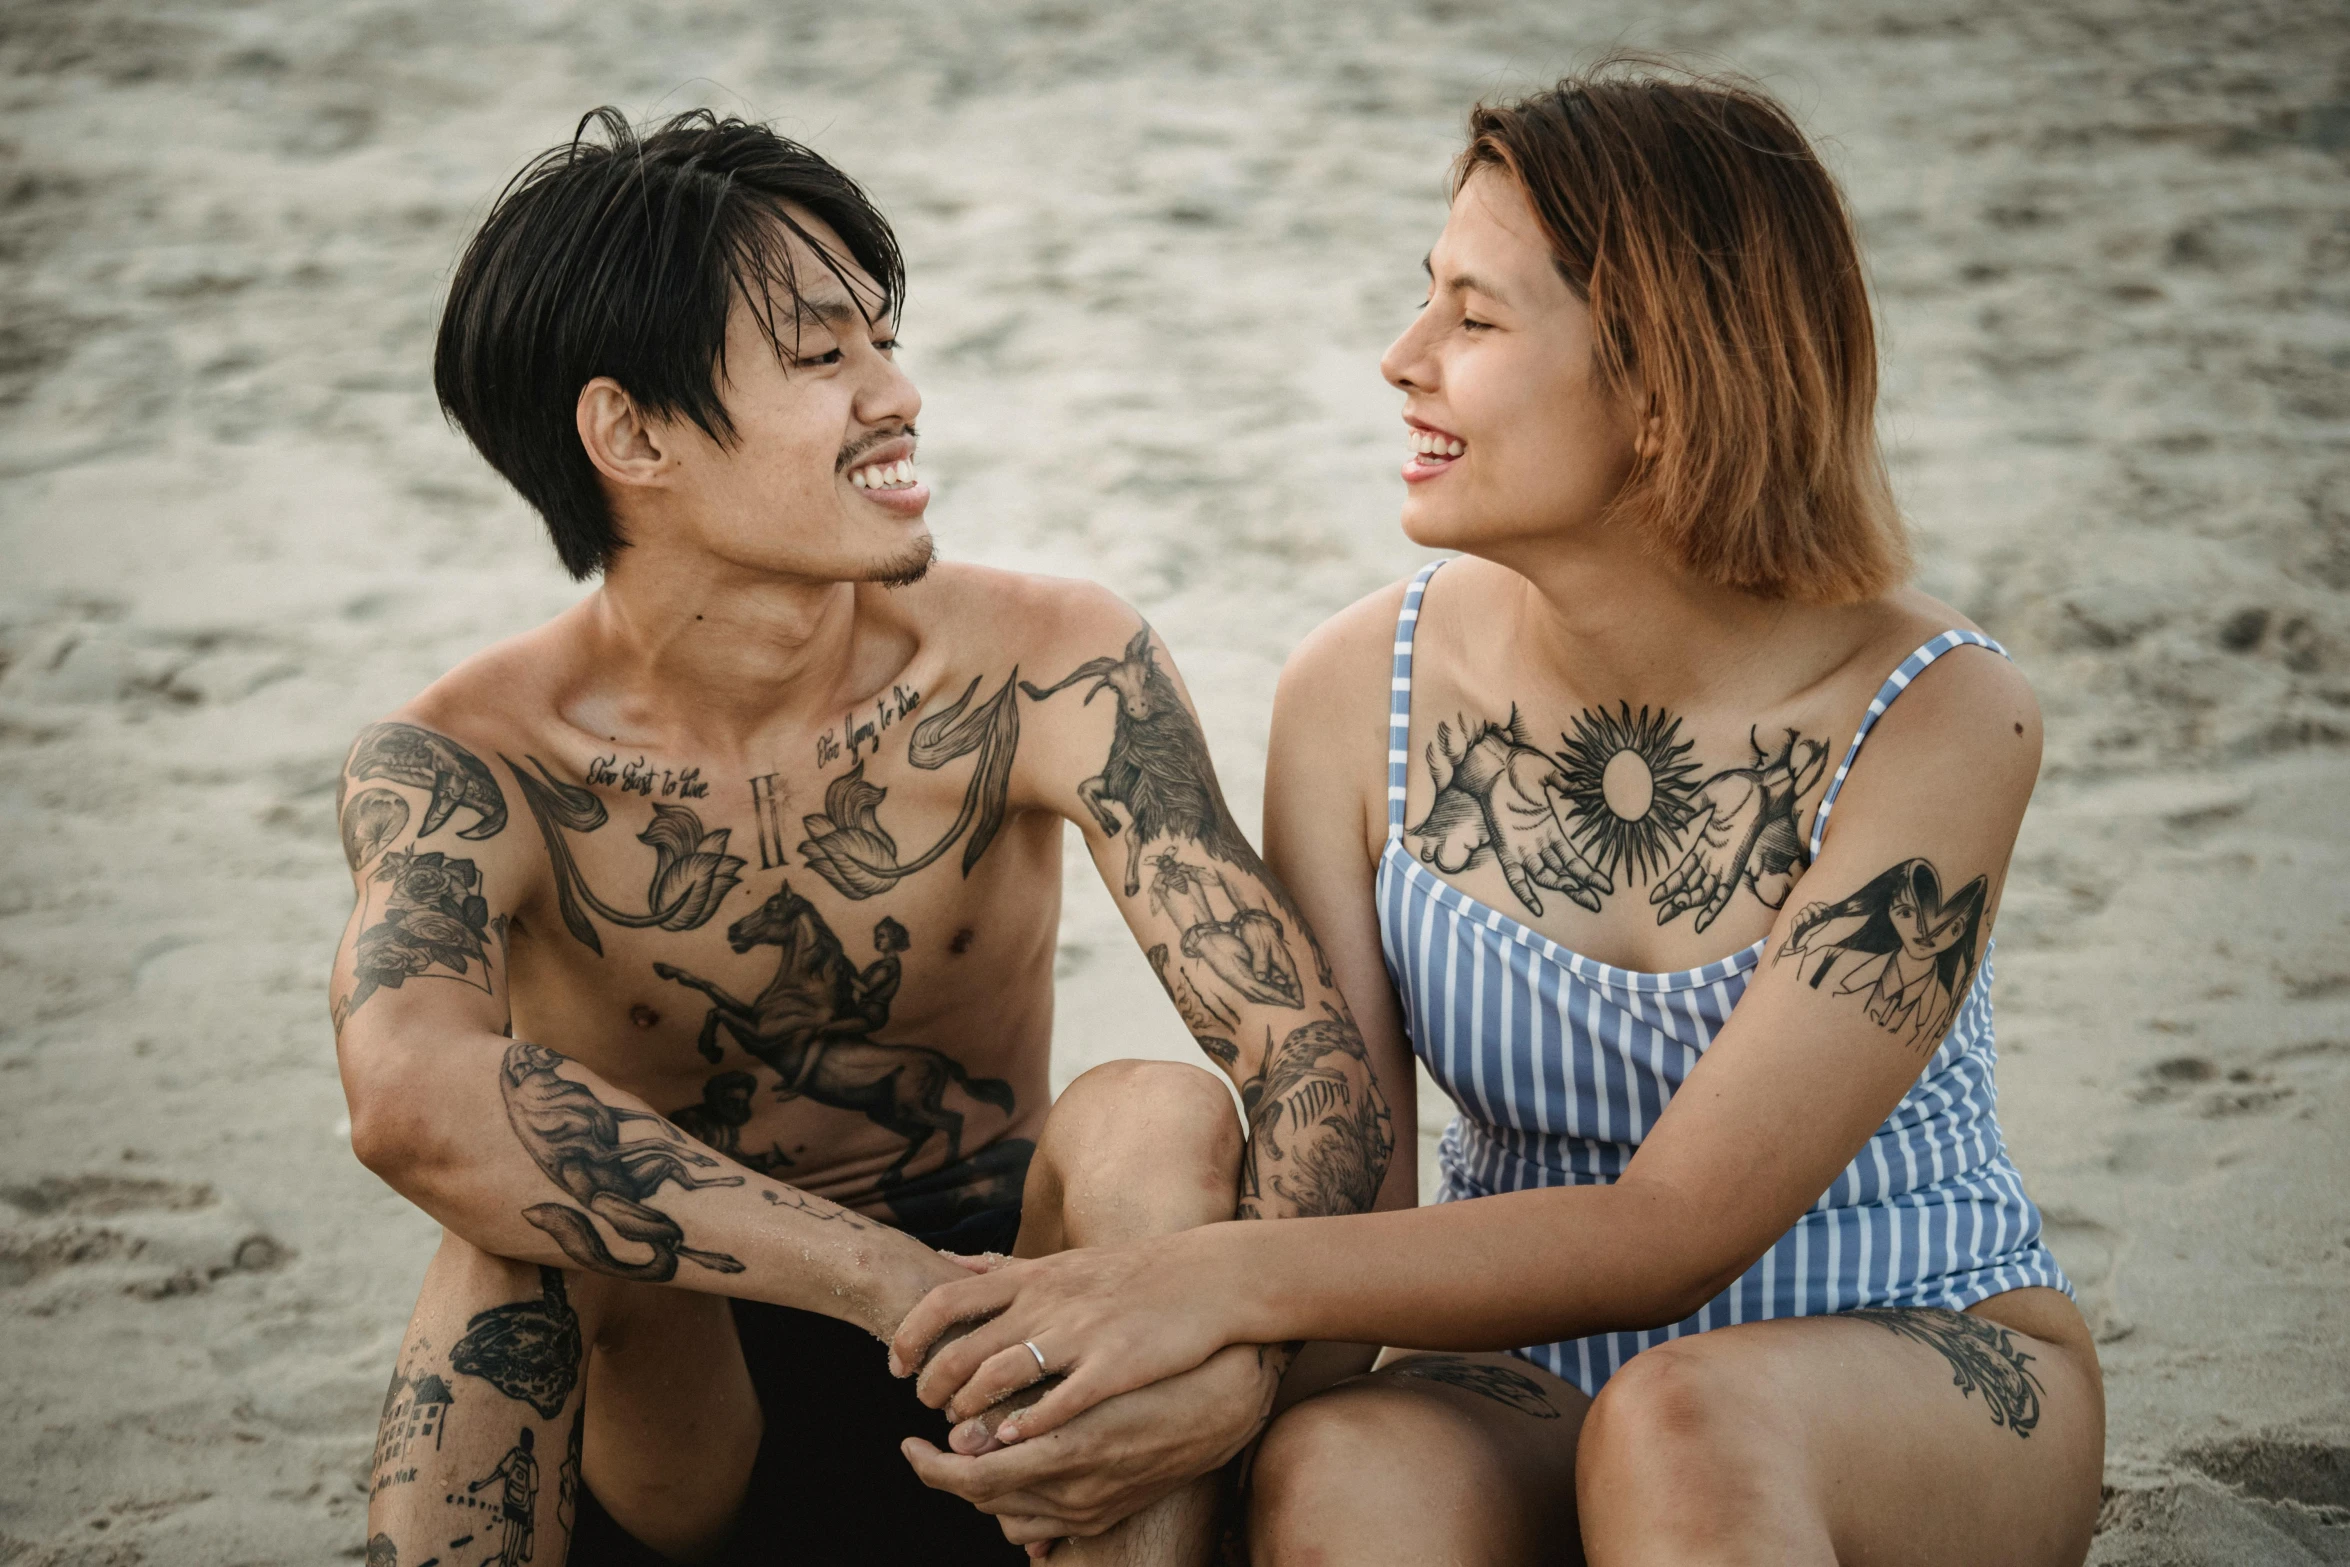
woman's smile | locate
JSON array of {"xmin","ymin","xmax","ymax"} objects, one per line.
[{"xmin": 1401, "ymin": 419, "xmax": 1467, "ymax": 484}]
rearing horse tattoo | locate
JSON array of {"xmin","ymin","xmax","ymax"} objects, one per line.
[
  {"xmin": 498, "ymin": 1041, "xmax": 746, "ymax": 1282},
  {"xmin": 655, "ymin": 884, "xmax": 1017, "ymax": 1184}
]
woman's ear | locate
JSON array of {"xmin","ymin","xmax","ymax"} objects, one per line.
[
  {"xmin": 1631, "ymin": 399, "xmax": 1665, "ymax": 462},
  {"xmin": 576, "ymin": 377, "xmax": 675, "ymax": 488}
]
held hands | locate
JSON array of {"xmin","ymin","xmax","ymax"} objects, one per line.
[
  {"xmin": 899, "ymin": 1343, "xmax": 1275, "ymax": 1551},
  {"xmin": 889, "ymin": 1229, "xmax": 1238, "ymax": 1446}
]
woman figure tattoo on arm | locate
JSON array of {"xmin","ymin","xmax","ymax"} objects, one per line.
[{"xmin": 1777, "ymin": 857, "xmax": 1988, "ymax": 1051}]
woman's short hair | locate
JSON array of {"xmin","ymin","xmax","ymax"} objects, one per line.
[{"xmin": 1458, "ymin": 60, "xmax": 1909, "ymax": 603}]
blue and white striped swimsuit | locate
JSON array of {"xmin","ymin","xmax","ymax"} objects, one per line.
[{"xmin": 1376, "ymin": 562, "xmax": 2071, "ymax": 1396}]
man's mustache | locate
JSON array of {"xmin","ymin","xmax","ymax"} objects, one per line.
[{"xmin": 835, "ymin": 425, "xmax": 918, "ymax": 473}]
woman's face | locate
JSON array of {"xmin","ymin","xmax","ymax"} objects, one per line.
[{"xmin": 1380, "ymin": 167, "xmax": 1642, "ymax": 555}]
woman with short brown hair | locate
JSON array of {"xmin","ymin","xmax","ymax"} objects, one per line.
[{"xmin": 901, "ymin": 61, "xmax": 2103, "ymax": 1563}]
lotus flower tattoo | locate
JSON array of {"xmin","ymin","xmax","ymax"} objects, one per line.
[
  {"xmin": 504, "ymin": 755, "xmax": 747, "ymax": 956},
  {"xmin": 794, "ymin": 673, "xmax": 1023, "ymax": 900}
]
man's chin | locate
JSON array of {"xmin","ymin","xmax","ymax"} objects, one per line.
[{"xmin": 869, "ymin": 532, "xmax": 936, "ymax": 589}]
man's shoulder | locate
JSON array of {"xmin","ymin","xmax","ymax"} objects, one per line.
[
  {"xmin": 902, "ymin": 562, "xmax": 1143, "ymax": 670},
  {"xmin": 346, "ymin": 619, "xmax": 576, "ymax": 774}
]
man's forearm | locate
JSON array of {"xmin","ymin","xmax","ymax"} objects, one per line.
[
  {"xmin": 349, "ymin": 1029, "xmax": 964, "ymax": 1337},
  {"xmin": 1231, "ymin": 1005, "xmax": 1395, "ymax": 1225}
]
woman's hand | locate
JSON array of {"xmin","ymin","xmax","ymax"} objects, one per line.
[{"xmin": 889, "ymin": 1226, "xmax": 1244, "ymax": 1444}]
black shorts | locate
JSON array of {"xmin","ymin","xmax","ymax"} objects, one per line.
[{"xmin": 571, "ymin": 1199, "xmax": 1028, "ymax": 1567}]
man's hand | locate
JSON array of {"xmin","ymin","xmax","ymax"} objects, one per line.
[{"xmin": 899, "ymin": 1343, "xmax": 1274, "ymax": 1550}]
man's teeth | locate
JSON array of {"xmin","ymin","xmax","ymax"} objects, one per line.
[
  {"xmin": 850, "ymin": 458, "xmax": 919, "ymax": 490},
  {"xmin": 1411, "ymin": 431, "xmax": 1466, "ymax": 458}
]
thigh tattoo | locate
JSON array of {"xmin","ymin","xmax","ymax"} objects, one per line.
[
  {"xmin": 1383, "ymin": 1355, "xmax": 1563, "ymax": 1419},
  {"xmin": 1850, "ymin": 1307, "xmax": 2044, "ymax": 1438}
]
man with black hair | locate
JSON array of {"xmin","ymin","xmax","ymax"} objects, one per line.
[{"xmin": 339, "ymin": 110, "xmax": 1403, "ymax": 1566}]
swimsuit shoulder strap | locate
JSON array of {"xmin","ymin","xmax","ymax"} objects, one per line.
[
  {"xmin": 1807, "ymin": 629, "xmax": 2009, "ymax": 860},
  {"xmin": 1386, "ymin": 562, "xmax": 1447, "ymax": 839}
]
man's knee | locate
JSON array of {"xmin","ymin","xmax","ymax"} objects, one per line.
[
  {"xmin": 1251, "ymin": 1388, "xmax": 1486, "ymax": 1562},
  {"xmin": 1043, "ymin": 1059, "xmax": 1240, "ymax": 1177},
  {"xmin": 1025, "ymin": 1060, "xmax": 1240, "ymax": 1248}
]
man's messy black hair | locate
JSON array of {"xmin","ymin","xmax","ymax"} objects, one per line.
[{"xmin": 434, "ymin": 107, "xmax": 905, "ymax": 579}]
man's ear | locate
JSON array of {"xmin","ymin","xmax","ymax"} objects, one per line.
[{"xmin": 577, "ymin": 377, "xmax": 677, "ymax": 488}]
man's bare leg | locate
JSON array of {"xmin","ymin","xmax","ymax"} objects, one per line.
[
  {"xmin": 366, "ymin": 1231, "xmax": 759, "ymax": 1566},
  {"xmin": 1012, "ymin": 1059, "xmax": 1244, "ymax": 1566}
]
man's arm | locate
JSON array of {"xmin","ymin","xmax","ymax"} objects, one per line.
[
  {"xmin": 331, "ymin": 717, "xmax": 965, "ymax": 1339},
  {"xmin": 1014, "ymin": 614, "xmax": 1395, "ymax": 1229}
]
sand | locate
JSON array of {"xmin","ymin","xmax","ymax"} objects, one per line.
[{"xmin": 0, "ymin": 0, "xmax": 2344, "ymax": 1561}]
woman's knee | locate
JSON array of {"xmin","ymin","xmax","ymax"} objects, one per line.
[
  {"xmin": 1578, "ymin": 1342, "xmax": 1817, "ymax": 1562},
  {"xmin": 1251, "ymin": 1388, "xmax": 1510, "ymax": 1563}
]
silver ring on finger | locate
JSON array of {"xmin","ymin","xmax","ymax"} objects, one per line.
[{"xmin": 1023, "ymin": 1339, "xmax": 1049, "ymax": 1375}]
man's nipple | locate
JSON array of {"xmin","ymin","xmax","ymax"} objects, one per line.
[{"xmin": 630, "ymin": 1004, "xmax": 661, "ymax": 1029}]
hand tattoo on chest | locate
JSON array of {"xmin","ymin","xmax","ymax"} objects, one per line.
[
  {"xmin": 1777, "ymin": 857, "xmax": 1987, "ymax": 1051},
  {"xmin": 1407, "ymin": 701, "xmax": 1831, "ymax": 932},
  {"xmin": 505, "ymin": 757, "xmax": 747, "ymax": 956},
  {"xmin": 652, "ymin": 885, "xmax": 1016, "ymax": 1185}
]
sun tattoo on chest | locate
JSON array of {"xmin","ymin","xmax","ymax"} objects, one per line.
[{"xmin": 1406, "ymin": 699, "xmax": 1833, "ymax": 933}]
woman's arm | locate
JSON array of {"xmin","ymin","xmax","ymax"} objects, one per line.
[{"xmin": 895, "ymin": 643, "xmax": 2042, "ymax": 1433}]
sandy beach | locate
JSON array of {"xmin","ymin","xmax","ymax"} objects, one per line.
[{"xmin": 1, "ymin": 0, "xmax": 2345, "ymax": 1560}]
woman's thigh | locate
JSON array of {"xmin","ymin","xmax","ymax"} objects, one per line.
[
  {"xmin": 1249, "ymin": 1349, "xmax": 1593, "ymax": 1566},
  {"xmin": 1577, "ymin": 1288, "xmax": 2104, "ymax": 1567}
]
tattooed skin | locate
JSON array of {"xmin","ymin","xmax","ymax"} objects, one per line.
[
  {"xmin": 342, "ymin": 849, "xmax": 497, "ymax": 1026},
  {"xmin": 1409, "ymin": 703, "xmax": 1831, "ymax": 932},
  {"xmin": 1777, "ymin": 858, "xmax": 1988, "ymax": 1052},
  {"xmin": 1237, "ymin": 1007, "xmax": 1394, "ymax": 1220},
  {"xmin": 341, "ymin": 787, "xmax": 413, "ymax": 872},
  {"xmin": 497, "ymin": 1040, "xmax": 747, "ymax": 1282},
  {"xmin": 504, "ymin": 756, "xmax": 746, "ymax": 956},
  {"xmin": 348, "ymin": 722, "xmax": 508, "ymax": 841},
  {"xmin": 1384, "ymin": 1355, "xmax": 1562, "ymax": 1419},
  {"xmin": 1149, "ymin": 849, "xmax": 1304, "ymax": 1010},
  {"xmin": 654, "ymin": 885, "xmax": 1016, "ymax": 1184},
  {"xmin": 1022, "ymin": 627, "xmax": 1254, "ymax": 896},
  {"xmin": 448, "ymin": 1267, "xmax": 582, "ymax": 1419},
  {"xmin": 666, "ymin": 1071, "xmax": 797, "ymax": 1175},
  {"xmin": 464, "ymin": 1426, "xmax": 540, "ymax": 1566},
  {"xmin": 1850, "ymin": 1307, "xmax": 2044, "ymax": 1437},
  {"xmin": 796, "ymin": 673, "xmax": 1021, "ymax": 898}
]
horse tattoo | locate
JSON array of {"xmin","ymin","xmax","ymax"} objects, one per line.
[
  {"xmin": 347, "ymin": 721, "xmax": 507, "ymax": 840},
  {"xmin": 497, "ymin": 1040, "xmax": 746, "ymax": 1282},
  {"xmin": 666, "ymin": 1071, "xmax": 796, "ymax": 1175},
  {"xmin": 654, "ymin": 884, "xmax": 1016, "ymax": 1184},
  {"xmin": 1407, "ymin": 711, "xmax": 1612, "ymax": 918},
  {"xmin": 1022, "ymin": 626, "xmax": 1251, "ymax": 895}
]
